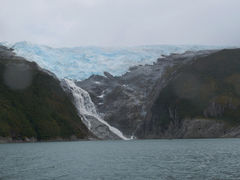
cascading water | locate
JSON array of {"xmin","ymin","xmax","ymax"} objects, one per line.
[{"xmin": 61, "ymin": 79, "xmax": 129, "ymax": 140}]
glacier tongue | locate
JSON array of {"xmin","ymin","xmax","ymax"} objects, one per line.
[{"xmin": 61, "ymin": 79, "xmax": 130, "ymax": 140}]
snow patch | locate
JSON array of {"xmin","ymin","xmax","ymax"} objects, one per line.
[
  {"xmin": 97, "ymin": 93, "xmax": 105, "ymax": 99},
  {"xmin": 94, "ymin": 81, "xmax": 101, "ymax": 84}
]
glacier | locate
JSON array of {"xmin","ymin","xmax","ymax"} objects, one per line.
[{"xmin": 0, "ymin": 41, "xmax": 229, "ymax": 80}]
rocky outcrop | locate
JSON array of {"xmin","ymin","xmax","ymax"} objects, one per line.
[{"xmin": 141, "ymin": 118, "xmax": 240, "ymax": 139}]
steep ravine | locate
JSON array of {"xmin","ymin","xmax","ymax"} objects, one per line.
[{"xmin": 61, "ymin": 79, "xmax": 129, "ymax": 140}]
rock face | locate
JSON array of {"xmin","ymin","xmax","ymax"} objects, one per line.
[
  {"xmin": 140, "ymin": 49, "xmax": 240, "ymax": 138},
  {"xmin": 0, "ymin": 45, "xmax": 90, "ymax": 141},
  {"xmin": 77, "ymin": 50, "xmax": 218, "ymax": 138}
]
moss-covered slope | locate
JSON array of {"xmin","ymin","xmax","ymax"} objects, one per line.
[{"xmin": 0, "ymin": 46, "xmax": 89, "ymax": 141}]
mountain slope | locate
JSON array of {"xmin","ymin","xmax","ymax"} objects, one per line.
[
  {"xmin": 0, "ymin": 46, "xmax": 90, "ymax": 141},
  {"xmin": 140, "ymin": 49, "xmax": 240, "ymax": 138}
]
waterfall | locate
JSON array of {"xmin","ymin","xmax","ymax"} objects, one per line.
[{"xmin": 61, "ymin": 79, "xmax": 129, "ymax": 140}]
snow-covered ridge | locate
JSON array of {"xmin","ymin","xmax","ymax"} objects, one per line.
[
  {"xmin": 61, "ymin": 79, "xmax": 130, "ymax": 140},
  {"xmin": 0, "ymin": 41, "xmax": 228, "ymax": 80}
]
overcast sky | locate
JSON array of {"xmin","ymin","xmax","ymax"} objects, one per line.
[{"xmin": 0, "ymin": 0, "xmax": 240, "ymax": 47}]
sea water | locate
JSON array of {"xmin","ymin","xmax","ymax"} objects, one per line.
[{"xmin": 0, "ymin": 139, "xmax": 240, "ymax": 180}]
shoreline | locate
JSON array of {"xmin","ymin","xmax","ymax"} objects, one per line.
[
  {"xmin": 0, "ymin": 136, "xmax": 97, "ymax": 144},
  {"xmin": 1, "ymin": 136, "xmax": 240, "ymax": 144}
]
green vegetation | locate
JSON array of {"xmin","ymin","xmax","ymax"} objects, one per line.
[
  {"xmin": 0, "ymin": 49, "xmax": 89, "ymax": 140},
  {"xmin": 151, "ymin": 49, "xmax": 240, "ymax": 131}
]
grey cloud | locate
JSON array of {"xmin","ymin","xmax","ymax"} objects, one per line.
[{"xmin": 0, "ymin": 0, "xmax": 240, "ymax": 47}]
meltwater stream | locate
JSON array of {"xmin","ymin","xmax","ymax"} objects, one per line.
[
  {"xmin": 1, "ymin": 139, "xmax": 240, "ymax": 180},
  {"xmin": 61, "ymin": 79, "xmax": 129, "ymax": 140}
]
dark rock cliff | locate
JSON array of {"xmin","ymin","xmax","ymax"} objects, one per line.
[{"xmin": 139, "ymin": 49, "xmax": 240, "ymax": 138}]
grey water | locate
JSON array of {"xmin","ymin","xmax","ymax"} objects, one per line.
[{"xmin": 0, "ymin": 139, "xmax": 240, "ymax": 180}]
